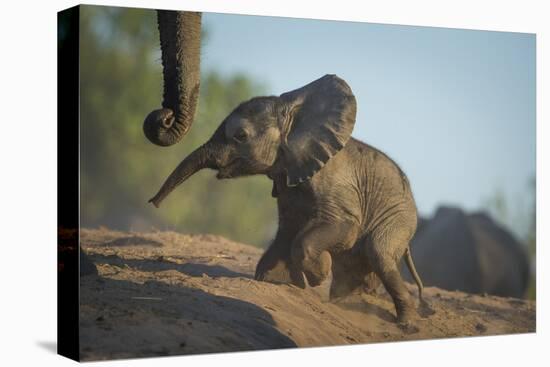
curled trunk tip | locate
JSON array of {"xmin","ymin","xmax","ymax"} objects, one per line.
[{"xmin": 144, "ymin": 11, "xmax": 202, "ymax": 147}]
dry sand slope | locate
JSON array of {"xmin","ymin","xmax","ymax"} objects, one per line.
[{"xmin": 79, "ymin": 228, "xmax": 535, "ymax": 361}]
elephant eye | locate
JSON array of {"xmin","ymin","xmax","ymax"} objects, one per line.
[{"xmin": 233, "ymin": 128, "xmax": 248, "ymax": 144}]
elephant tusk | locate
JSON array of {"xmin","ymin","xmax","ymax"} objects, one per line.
[{"xmin": 301, "ymin": 272, "xmax": 311, "ymax": 290}]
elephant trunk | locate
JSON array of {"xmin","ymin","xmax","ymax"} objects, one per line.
[
  {"xmin": 143, "ymin": 11, "xmax": 202, "ymax": 147},
  {"xmin": 149, "ymin": 142, "xmax": 217, "ymax": 207}
]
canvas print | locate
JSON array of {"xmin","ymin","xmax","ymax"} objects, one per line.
[{"xmin": 57, "ymin": 4, "xmax": 536, "ymax": 361}]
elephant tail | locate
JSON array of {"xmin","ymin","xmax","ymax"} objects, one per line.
[{"xmin": 405, "ymin": 247, "xmax": 424, "ymax": 302}]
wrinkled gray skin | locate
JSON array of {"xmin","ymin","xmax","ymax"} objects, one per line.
[
  {"xmin": 149, "ymin": 75, "xmax": 424, "ymax": 324},
  {"xmin": 408, "ymin": 206, "xmax": 530, "ymax": 298},
  {"xmin": 143, "ymin": 11, "xmax": 202, "ymax": 147}
]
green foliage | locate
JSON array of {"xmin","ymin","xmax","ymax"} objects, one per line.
[
  {"xmin": 482, "ymin": 177, "xmax": 536, "ymax": 299},
  {"xmin": 79, "ymin": 5, "xmax": 277, "ymax": 247}
]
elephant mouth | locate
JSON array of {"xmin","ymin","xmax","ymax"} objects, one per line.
[
  {"xmin": 215, "ymin": 157, "xmax": 264, "ymax": 180},
  {"xmin": 215, "ymin": 158, "xmax": 247, "ymax": 179},
  {"xmin": 216, "ymin": 160, "xmax": 237, "ymax": 179},
  {"xmin": 216, "ymin": 171, "xmax": 232, "ymax": 179}
]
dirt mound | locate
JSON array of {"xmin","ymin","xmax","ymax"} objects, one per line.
[{"xmin": 79, "ymin": 228, "xmax": 535, "ymax": 361}]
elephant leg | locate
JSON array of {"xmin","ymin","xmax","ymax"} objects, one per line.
[
  {"xmin": 255, "ymin": 232, "xmax": 302, "ymax": 285},
  {"xmin": 363, "ymin": 272, "xmax": 382, "ymax": 294},
  {"xmin": 365, "ymin": 231, "xmax": 417, "ymax": 325},
  {"xmin": 291, "ymin": 221, "xmax": 359, "ymax": 287},
  {"xmin": 329, "ymin": 249, "xmax": 368, "ymax": 300}
]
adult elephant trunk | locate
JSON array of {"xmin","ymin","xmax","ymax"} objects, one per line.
[
  {"xmin": 148, "ymin": 139, "xmax": 221, "ymax": 207},
  {"xmin": 143, "ymin": 11, "xmax": 202, "ymax": 147}
]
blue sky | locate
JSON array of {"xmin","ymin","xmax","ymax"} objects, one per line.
[{"xmin": 201, "ymin": 13, "xmax": 535, "ymax": 233}]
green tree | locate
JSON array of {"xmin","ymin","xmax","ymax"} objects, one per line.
[
  {"xmin": 79, "ymin": 5, "xmax": 277, "ymax": 246},
  {"xmin": 482, "ymin": 178, "xmax": 536, "ymax": 299}
]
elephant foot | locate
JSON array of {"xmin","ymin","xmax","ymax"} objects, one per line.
[
  {"xmin": 255, "ymin": 260, "xmax": 304, "ymax": 287},
  {"xmin": 395, "ymin": 298, "xmax": 418, "ymax": 325},
  {"xmin": 396, "ymin": 305, "xmax": 420, "ymax": 334},
  {"xmin": 397, "ymin": 320, "xmax": 420, "ymax": 334}
]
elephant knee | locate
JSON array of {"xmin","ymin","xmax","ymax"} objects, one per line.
[
  {"xmin": 290, "ymin": 244, "xmax": 314, "ymax": 272},
  {"xmin": 290, "ymin": 240, "xmax": 320, "ymax": 265},
  {"xmin": 303, "ymin": 251, "xmax": 332, "ymax": 287}
]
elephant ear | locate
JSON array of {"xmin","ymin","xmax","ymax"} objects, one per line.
[{"xmin": 279, "ymin": 74, "xmax": 357, "ymax": 187}]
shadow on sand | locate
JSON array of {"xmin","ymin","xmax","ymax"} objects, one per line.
[
  {"xmin": 79, "ymin": 256, "xmax": 296, "ymax": 360},
  {"xmin": 90, "ymin": 253, "xmax": 252, "ymax": 279}
]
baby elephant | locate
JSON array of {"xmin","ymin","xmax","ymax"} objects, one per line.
[{"xmin": 149, "ymin": 75, "xmax": 424, "ymax": 325}]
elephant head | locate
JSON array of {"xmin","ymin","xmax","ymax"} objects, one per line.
[
  {"xmin": 149, "ymin": 74, "xmax": 357, "ymax": 207},
  {"xmin": 143, "ymin": 11, "xmax": 202, "ymax": 147}
]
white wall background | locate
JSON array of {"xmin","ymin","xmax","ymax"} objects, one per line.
[{"xmin": 0, "ymin": 0, "xmax": 547, "ymax": 366}]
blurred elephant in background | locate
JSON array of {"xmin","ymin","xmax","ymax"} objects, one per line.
[
  {"xmin": 406, "ymin": 206, "xmax": 530, "ymax": 298},
  {"xmin": 143, "ymin": 10, "xmax": 202, "ymax": 147}
]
